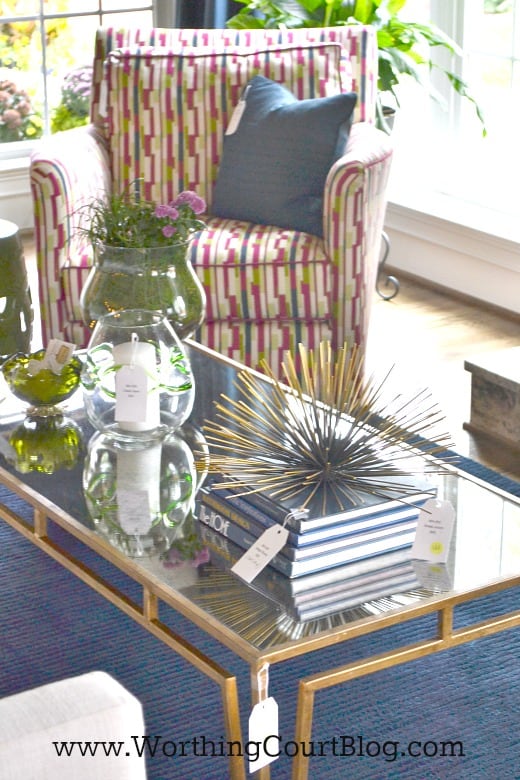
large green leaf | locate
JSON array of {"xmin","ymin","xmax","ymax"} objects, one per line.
[{"xmin": 351, "ymin": 0, "xmax": 376, "ymax": 24}]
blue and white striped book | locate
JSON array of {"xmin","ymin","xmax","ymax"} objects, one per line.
[
  {"xmin": 206, "ymin": 473, "xmax": 435, "ymax": 536},
  {"xmin": 196, "ymin": 495, "xmax": 418, "ymax": 578}
]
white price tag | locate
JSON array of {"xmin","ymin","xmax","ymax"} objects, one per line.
[
  {"xmin": 27, "ymin": 338, "xmax": 76, "ymax": 376},
  {"xmin": 248, "ymin": 697, "xmax": 279, "ymax": 774},
  {"xmin": 45, "ymin": 339, "xmax": 76, "ymax": 375},
  {"xmin": 225, "ymin": 85, "xmax": 250, "ymax": 135},
  {"xmin": 411, "ymin": 498, "xmax": 455, "ymax": 563},
  {"xmin": 231, "ymin": 525, "xmax": 289, "ymax": 584},
  {"xmin": 117, "ymin": 488, "xmax": 153, "ymax": 535},
  {"xmin": 115, "ymin": 365, "xmax": 150, "ymax": 424},
  {"xmin": 412, "ymin": 559, "xmax": 453, "ymax": 591}
]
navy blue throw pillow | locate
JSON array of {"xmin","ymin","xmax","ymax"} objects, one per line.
[{"xmin": 212, "ymin": 75, "xmax": 357, "ymax": 237}]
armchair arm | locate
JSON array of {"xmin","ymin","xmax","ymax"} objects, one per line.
[
  {"xmin": 30, "ymin": 124, "xmax": 111, "ymax": 345},
  {"xmin": 323, "ymin": 122, "xmax": 393, "ymax": 356}
]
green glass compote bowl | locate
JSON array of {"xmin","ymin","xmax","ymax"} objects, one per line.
[
  {"xmin": 8, "ymin": 412, "xmax": 84, "ymax": 475},
  {"xmin": 2, "ymin": 350, "xmax": 84, "ymax": 475},
  {"xmin": 2, "ymin": 349, "xmax": 83, "ymax": 415}
]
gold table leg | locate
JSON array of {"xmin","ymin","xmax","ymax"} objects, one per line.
[
  {"xmin": 0, "ymin": 505, "xmax": 247, "ymax": 780},
  {"xmin": 291, "ymin": 603, "xmax": 520, "ymax": 780}
]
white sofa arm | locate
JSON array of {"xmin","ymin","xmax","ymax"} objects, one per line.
[{"xmin": 0, "ymin": 671, "xmax": 147, "ymax": 780}]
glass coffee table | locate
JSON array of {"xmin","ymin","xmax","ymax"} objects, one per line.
[{"xmin": 0, "ymin": 342, "xmax": 518, "ymax": 780}]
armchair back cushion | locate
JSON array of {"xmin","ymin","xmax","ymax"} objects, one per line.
[
  {"xmin": 103, "ymin": 41, "xmax": 346, "ymax": 207},
  {"xmin": 92, "ymin": 26, "xmax": 376, "ymax": 130}
]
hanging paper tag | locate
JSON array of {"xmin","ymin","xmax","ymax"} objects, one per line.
[
  {"xmin": 116, "ymin": 444, "xmax": 161, "ymax": 534},
  {"xmin": 99, "ymin": 79, "xmax": 108, "ymax": 118},
  {"xmin": 27, "ymin": 338, "xmax": 76, "ymax": 376},
  {"xmin": 115, "ymin": 365, "xmax": 150, "ymax": 424},
  {"xmin": 113, "ymin": 336, "xmax": 160, "ymax": 431},
  {"xmin": 248, "ymin": 697, "xmax": 279, "ymax": 774},
  {"xmin": 225, "ymin": 85, "xmax": 250, "ymax": 135},
  {"xmin": 231, "ymin": 525, "xmax": 289, "ymax": 583},
  {"xmin": 412, "ymin": 559, "xmax": 453, "ymax": 591},
  {"xmin": 117, "ymin": 488, "xmax": 154, "ymax": 535},
  {"xmin": 411, "ymin": 498, "xmax": 455, "ymax": 563}
]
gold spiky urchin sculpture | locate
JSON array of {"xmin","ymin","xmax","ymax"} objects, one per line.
[{"xmin": 202, "ymin": 342, "xmax": 455, "ymax": 514}]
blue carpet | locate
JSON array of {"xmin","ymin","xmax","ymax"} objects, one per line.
[{"xmin": 1, "ymin": 465, "xmax": 519, "ymax": 780}]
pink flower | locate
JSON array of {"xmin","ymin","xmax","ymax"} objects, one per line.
[
  {"xmin": 162, "ymin": 544, "xmax": 209, "ymax": 568},
  {"xmin": 155, "ymin": 204, "xmax": 179, "ymax": 220},
  {"xmin": 173, "ymin": 190, "xmax": 206, "ymax": 215},
  {"xmin": 163, "ymin": 548, "xmax": 183, "ymax": 568},
  {"xmin": 3, "ymin": 109, "xmax": 22, "ymax": 128},
  {"xmin": 162, "ymin": 224, "xmax": 177, "ymax": 238},
  {"xmin": 17, "ymin": 100, "xmax": 31, "ymax": 117},
  {"xmin": 191, "ymin": 547, "xmax": 210, "ymax": 567}
]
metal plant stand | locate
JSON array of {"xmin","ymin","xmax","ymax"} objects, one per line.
[{"xmin": 376, "ymin": 230, "xmax": 400, "ymax": 300}]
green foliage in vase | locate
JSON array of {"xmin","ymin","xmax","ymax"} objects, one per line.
[
  {"xmin": 227, "ymin": 0, "xmax": 485, "ymax": 133},
  {"xmin": 77, "ymin": 182, "xmax": 207, "ymax": 249}
]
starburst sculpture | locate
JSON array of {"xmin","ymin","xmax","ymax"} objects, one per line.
[{"xmin": 203, "ymin": 342, "xmax": 455, "ymax": 513}]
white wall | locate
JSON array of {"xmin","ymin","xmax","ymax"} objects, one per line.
[{"xmin": 385, "ymin": 202, "xmax": 520, "ymax": 315}]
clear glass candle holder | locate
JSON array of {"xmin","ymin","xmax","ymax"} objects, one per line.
[{"xmin": 81, "ymin": 309, "xmax": 195, "ymax": 444}]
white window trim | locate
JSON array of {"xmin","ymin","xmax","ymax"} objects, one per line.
[{"xmin": 385, "ymin": 0, "xmax": 519, "ymax": 313}]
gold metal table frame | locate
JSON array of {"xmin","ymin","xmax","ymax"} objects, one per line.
[{"xmin": 0, "ymin": 343, "xmax": 519, "ymax": 780}]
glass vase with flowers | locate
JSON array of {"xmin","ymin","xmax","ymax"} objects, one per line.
[{"xmin": 78, "ymin": 183, "xmax": 207, "ymax": 341}]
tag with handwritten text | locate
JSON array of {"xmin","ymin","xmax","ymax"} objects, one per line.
[
  {"xmin": 231, "ymin": 525, "xmax": 289, "ymax": 583},
  {"xmin": 412, "ymin": 498, "xmax": 455, "ymax": 563}
]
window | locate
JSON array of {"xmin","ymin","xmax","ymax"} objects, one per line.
[
  {"xmin": 388, "ymin": 0, "xmax": 520, "ymax": 240},
  {"xmin": 0, "ymin": 1, "xmax": 154, "ymax": 159}
]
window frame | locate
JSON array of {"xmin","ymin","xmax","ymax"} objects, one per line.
[
  {"xmin": 0, "ymin": 1, "xmax": 159, "ymax": 161},
  {"xmin": 388, "ymin": 0, "xmax": 520, "ymax": 243}
]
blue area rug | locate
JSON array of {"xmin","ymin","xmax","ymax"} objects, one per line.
[{"xmin": 1, "ymin": 462, "xmax": 519, "ymax": 780}]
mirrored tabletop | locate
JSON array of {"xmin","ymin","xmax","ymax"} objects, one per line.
[{"xmin": 0, "ymin": 342, "xmax": 518, "ymax": 657}]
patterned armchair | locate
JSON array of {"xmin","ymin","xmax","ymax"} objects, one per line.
[{"xmin": 30, "ymin": 25, "xmax": 392, "ymax": 377}]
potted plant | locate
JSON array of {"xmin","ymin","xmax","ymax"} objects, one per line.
[
  {"xmin": 77, "ymin": 184, "xmax": 207, "ymax": 340},
  {"xmin": 226, "ymin": 0, "xmax": 485, "ymax": 134}
]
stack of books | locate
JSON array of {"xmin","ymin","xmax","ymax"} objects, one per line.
[
  {"xmin": 197, "ymin": 521, "xmax": 422, "ymax": 622},
  {"xmin": 195, "ymin": 473, "xmax": 436, "ymax": 622}
]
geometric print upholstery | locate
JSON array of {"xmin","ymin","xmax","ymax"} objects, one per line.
[
  {"xmin": 30, "ymin": 26, "xmax": 393, "ymax": 379},
  {"xmin": 60, "ymin": 217, "xmax": 330, "ymax": 350},
  {"xmin": 191, "ymin": 218, "xmax": 330, "ymax": 323},
  {"xmin": 104, "ymin": 43, "xmax": 345, "ymax": 208},
  {"xmin": 92, "ymin": 26, "xmax": 378, "ymax": 129}
]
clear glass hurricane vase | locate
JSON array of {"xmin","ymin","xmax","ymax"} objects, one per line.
[
  {"xmin": 83, "ymin": 430, "xmax": 198, "ymax": 559},
  {"xmin": 81, "ymin": 309, "xmax": 195, "ymax": 445},
  {"xmin": 79, "ymin": 242, "xmax": 206, "ymax": 340}
]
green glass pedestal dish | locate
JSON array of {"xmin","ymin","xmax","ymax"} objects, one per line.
[
  {"xmin": 8, "ymin": 412, "xmax": 84, "ymax": 474},
  {"xmin": 2, "ymin": 349, "xmax": 82, "ymax": 413}
]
